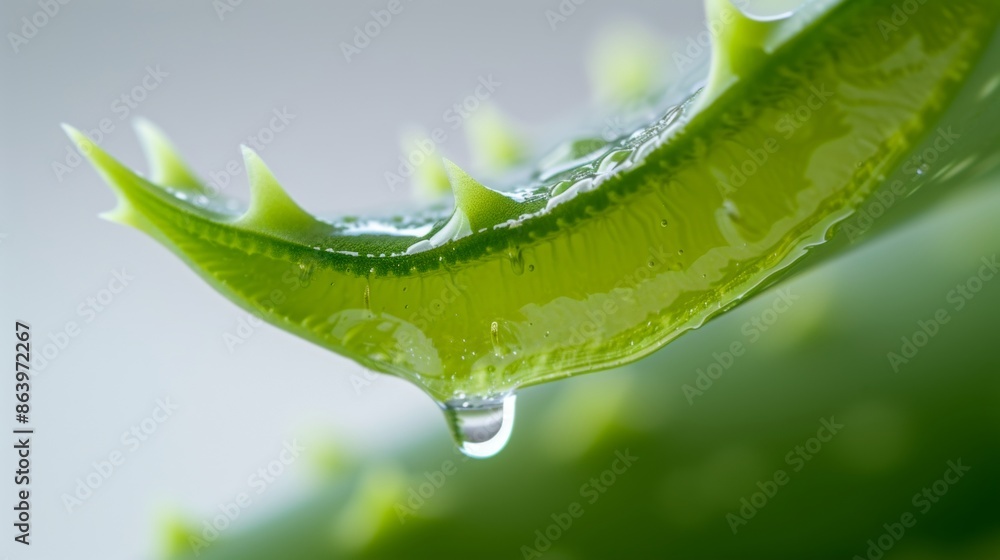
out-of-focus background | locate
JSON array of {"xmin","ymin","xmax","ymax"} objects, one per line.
[{"xmin": 2, "ymin": 1, "xmax": 999, "ymax": 559}]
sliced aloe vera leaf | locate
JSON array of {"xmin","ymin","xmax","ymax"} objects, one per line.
[{"xmin": 67, "ymin": 0, "xmax": 1000, "ymax": 412}]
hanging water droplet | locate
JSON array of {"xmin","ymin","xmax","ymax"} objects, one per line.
[{"xmin": 441, "ymin": 394, "xmax": 517, "ymax": 459}]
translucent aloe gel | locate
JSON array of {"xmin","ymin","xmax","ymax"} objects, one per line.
[{"xmin": 66, "ymin": 0, "xmax": 1000, "ymax": 456}]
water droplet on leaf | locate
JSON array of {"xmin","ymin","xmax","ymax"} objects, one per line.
[{"xmin": 441, "ymin": 394, "xmax": 517, "ymax": 459}]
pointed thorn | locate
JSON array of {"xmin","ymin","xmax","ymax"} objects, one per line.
[
  {"xmin": 61, "ymin": 123, "xmax": 135, "ymax": 182},
  {"xmin": 442, "ymin": 158, "xmax": 522, "ymax": 231},
  {"xmin": 132, "ymin": 117, "xmax": 206, "ymax": 193},
  {"xmin": 237, "ymin": 146, "xmax": 317, "ymax": 233},
  {"xmin": 465, "ymin": 105, "xmax": 527, "ymax": 172},
  {"xmin": 97, "ymin": 207, "xmax": 147, "ymax": 230},
  {"xmin": 587, "ymin": 22, "xmax": 663, "ymax": 105},
  {"xmin": 62, "ymin": 123, "xmax": 151, "ymax": 233},
  {"xmin": 699, "ymin": 0, "xmax": 787, "ymax": 109},
  {"xmin": 399, "ymin": 128, "xmax": 451, "ymax": 199},
  {"xmin": 60, "ymin": 122, "xmax": 79, "ymax": 140}
]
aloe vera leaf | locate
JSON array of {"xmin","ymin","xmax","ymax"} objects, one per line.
[
  {"xmin": 164, "ymin": 180, "xmax": 1000, "ymax": 559},
  {"xmin": 67, "ymin": 0, "xmax": 1000, "ymax": 406}
]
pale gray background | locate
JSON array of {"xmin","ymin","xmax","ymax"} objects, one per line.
[{"xmin": 0, "ymin": 1, "xmax": 798, "ymax": 559}]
